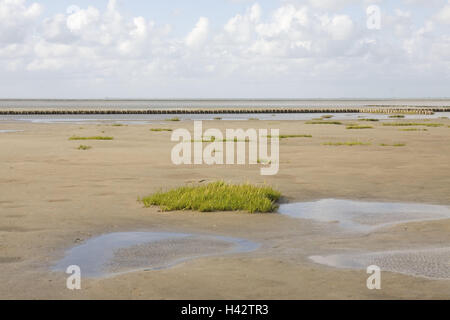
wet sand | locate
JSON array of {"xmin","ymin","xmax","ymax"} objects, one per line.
[
  {"xmin": 311, "ymin": 247, "xmax": 450, "ymax": 280},
  {"xmin": 0, "ymin": 119, "xmax": 449, "ymax": 299}
]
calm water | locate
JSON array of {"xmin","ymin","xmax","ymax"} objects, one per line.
[
  {"xmin": 278, "ymin": 199, "xmax": 450, "ymax": 233},
  {"xmin": 1, "ymin": 99, "xmax": 449, "ymax": 109},
  {"xmin": 310, "ymin": 247, "xmax": 450, "ymax": 280},
  {"xmin": 53, "ymin": 232, "xmax": 258, "ymax": 278},
  {"xmin": 279, "ymin": 199, "xmax": 450, "ymax": 279}
]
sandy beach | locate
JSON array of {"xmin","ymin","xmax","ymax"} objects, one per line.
[{"xmin": 0, "ymin": 119, "xmax": 449, "ymax": 299}]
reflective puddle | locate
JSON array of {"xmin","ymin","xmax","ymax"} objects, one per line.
[
  {"xmin": 278, "ymin": 199, "xmax": 450, "ymax": 232},
  {"xmin": 53, "ymin": 232, "xmax": 258, "ymax": 278},
  {"xmin": 310, "ymin": 247, "xmax": 450, "ymax": 280},
  {"xmin": 0, "ymin": 130, "xmax": 23, "ymax": 133},
  {"xmin": 279, "ymin": 199, "xmax": 450, "ymax": 279}
]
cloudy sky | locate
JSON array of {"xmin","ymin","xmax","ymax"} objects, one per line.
[{"xmin": 0, "ymin": 0, "xmax": 449, "ymax": 98}]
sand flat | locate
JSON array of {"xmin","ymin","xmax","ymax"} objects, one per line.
[{"xmin": 0, "ymin": 119, "xmax": 449, "ymax": 299}]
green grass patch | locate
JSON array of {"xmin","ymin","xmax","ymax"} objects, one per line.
[
  {"xmin": 400, "ymin": 128, "xmax": 428, "ymax": 132},
  {"xmin": 424, "ymin": 123, "xmax": 445, "ymax": 127},
  {"xmin": 346, "ymin": 125, "xmax": 373, "ymax": 130},
  {"xmin": 77, "ymin": 145, "xmax": 92, "ymax": 150},
  {"xmin": 165, "ymin": 117, "xmax": 181, "ymax": 122},
  {"xmin": 213, "ymin": 117, "xmax": 222, "ymax": 120},
  {"xmin": 111, "ymin": 124, "xmax": 126, "ymax": 127},
  {"xmin": 306, "ymin": 121, "xmax": 342, "ymax": 125},
  {"xmin": 69, "ymin": 136, "xmax": 113, "ymax": 141},
  {"xmin": 359, "ymin": 118, "xmax": 379, "ymax": 122},
  {"xmin": 267, "ymin": 134, "xmax": 312, "ymax": 139},
  {"xmin": 150, "ymin": 128, "xmax": 173, "ymax": 132},
  {"xmin": 140, "ymin": 181, "xmax": 281, "ymax": 213},
  {"xmin": 323, "ymin": 141, "xmax": 371, "ymax": 146},
  {"xmin": 257, "ymin": 159, "xmax": 272, "ymax": 165},
  {"xmin": 383, "ymin": 122, "xmax": 443, "ymax": 127},
  {"xmin": 380, "ymin": 143, "xmax": 406, "ymax": 147},
  {"xmin": 321, "ymin": 115, "xmax": 334, "ymax": 119}
]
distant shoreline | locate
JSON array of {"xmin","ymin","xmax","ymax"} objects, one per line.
[
  {"xmin": 1, "ymin": 106, "xmax": 449, "ymax": 115},
  {"xmin": 1, "ymin": 98, "xmax": 450, "ymax": 100},
  {"xmin": 0, "ymin": 98, "xmax": 449, "ymax": 112}
]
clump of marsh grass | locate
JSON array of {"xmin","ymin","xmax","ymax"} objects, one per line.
[
  {"xmin": 257, "ymin": 159, "xmax": 272, "ymax": 165},
  {"xmin": 359, "ymin": 118, "xmax": 379, "ymax": 122},
  {"xmin": 424, "ymin": 123, "xmax": 445, "ymax": 127},
  {"xmin": 111, "ymin": 123, "xmax": 126, "ymax": 127},
  {"xmin": 213, "ymin": 117, "xmax": 222, "ymax": 120},
  {"xmin": 380, "ymin": 143, "xmax": 406, "ymax": 147},
  {"xmin": 140, "ymin": 181, "xmax": 281, "ymax": 213},
  {"xmin": 69, "ymin": 136, "xmax": 113, "ymax": 141},
  {"xmin": 165, "ymin": 117, "xmax": 181, "ymax": 122},
  {"xmin": 383, "ymin": 122, "xmax": 443, "ymax": 127},
  {"xmin": 400, "ymin": 128, "xmax": 428, "ymax": 131},
  {"xmin": 321, "ymin": 115, "xmax": 334, "ymax": 119},
  {"xmin": 267, "ymin": 134, "xmax": 312, "ymax": 139},
  {"xmin": 346, "ymin": 125, "xmax": 373, "ymax": 130},
  {"xmin": 306, "ymin": 120, "xmax": 342, "ymax": 125},
  {"xmin": 323, "ymin": 141, "xmax": 371, "ymax": 146},
  {"xmin": 77, "ymin": 145, "xmax": 92, "ymax": 150},
  {"xmin": 248, "ymin": 117, "xmax": 259, "ymax": 120},
  {"xmin": 150, "ymin": 128, "xmax": 173, "ymax": 132}
]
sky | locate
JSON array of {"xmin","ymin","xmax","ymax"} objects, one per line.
[{"xmin": 0, "ymin": 0, "xmax": 449, "ymax": 99}]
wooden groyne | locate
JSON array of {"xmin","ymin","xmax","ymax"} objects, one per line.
[{"xmin": 0, "ymin": 107, "xmax": 449, "ymax": 115}]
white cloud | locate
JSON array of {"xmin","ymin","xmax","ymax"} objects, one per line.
[
  {"xmin": 0, "ymin": 0, "xmax": 449, "ymax": 98},
  {"xmin": 224, "ymin": 4, "xmax": 261, "ymax": 43},
  {"xmin": 185, "ymin": 17, "xmax": 209, "ymax": 48},
  {"xmin": 42, "ymin": 14, "xmax": 68, "ymax": 40},
  {"xmin": 435, "ymin": 1, "xmax": 450, "ymax": 24},
  {"xmin": 66, "ymin": 6, "xmax": 100, "ymax": 32},
  {"xmin": 0, "ymin": 0, "xmax": 42, "ymax": 43},
  {"xmin": 320, "ymin": 14, "xmax": 354, "ymax": 40},
  {"xmin": 308, "ymin": 0, "xmax": 357, "ymax": 10},
  {"xmin": 130, "ymin": 17, "xmax": 148, "ymax": 38},
  {"xmin": 256, "ymin": 5, "xmax": 308, "ymax": 38}
]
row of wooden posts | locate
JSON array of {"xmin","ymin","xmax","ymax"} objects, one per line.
[{"xmin": 0, "ymin": 107, "xmax": 448, "ymax": 115}]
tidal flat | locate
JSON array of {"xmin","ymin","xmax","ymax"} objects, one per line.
[{"xmin": 0, "ymin": 118, "xmax": 449, "ymax": 299}]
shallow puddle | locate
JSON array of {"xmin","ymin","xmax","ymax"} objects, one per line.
[
  {"xmin": 310, "ymin": 247, "xmax": 450, "ymax": 280},
  {"xmin": 53, "ymin": 232, "xmax": 258, "ymax": 278},
  {"xmin": 278, "ymin": 199, "xmax": 450, "ymax": 232},
  {"xmin": 0, "ymin": 130, "xmax": 23, "ymax": 133}
]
